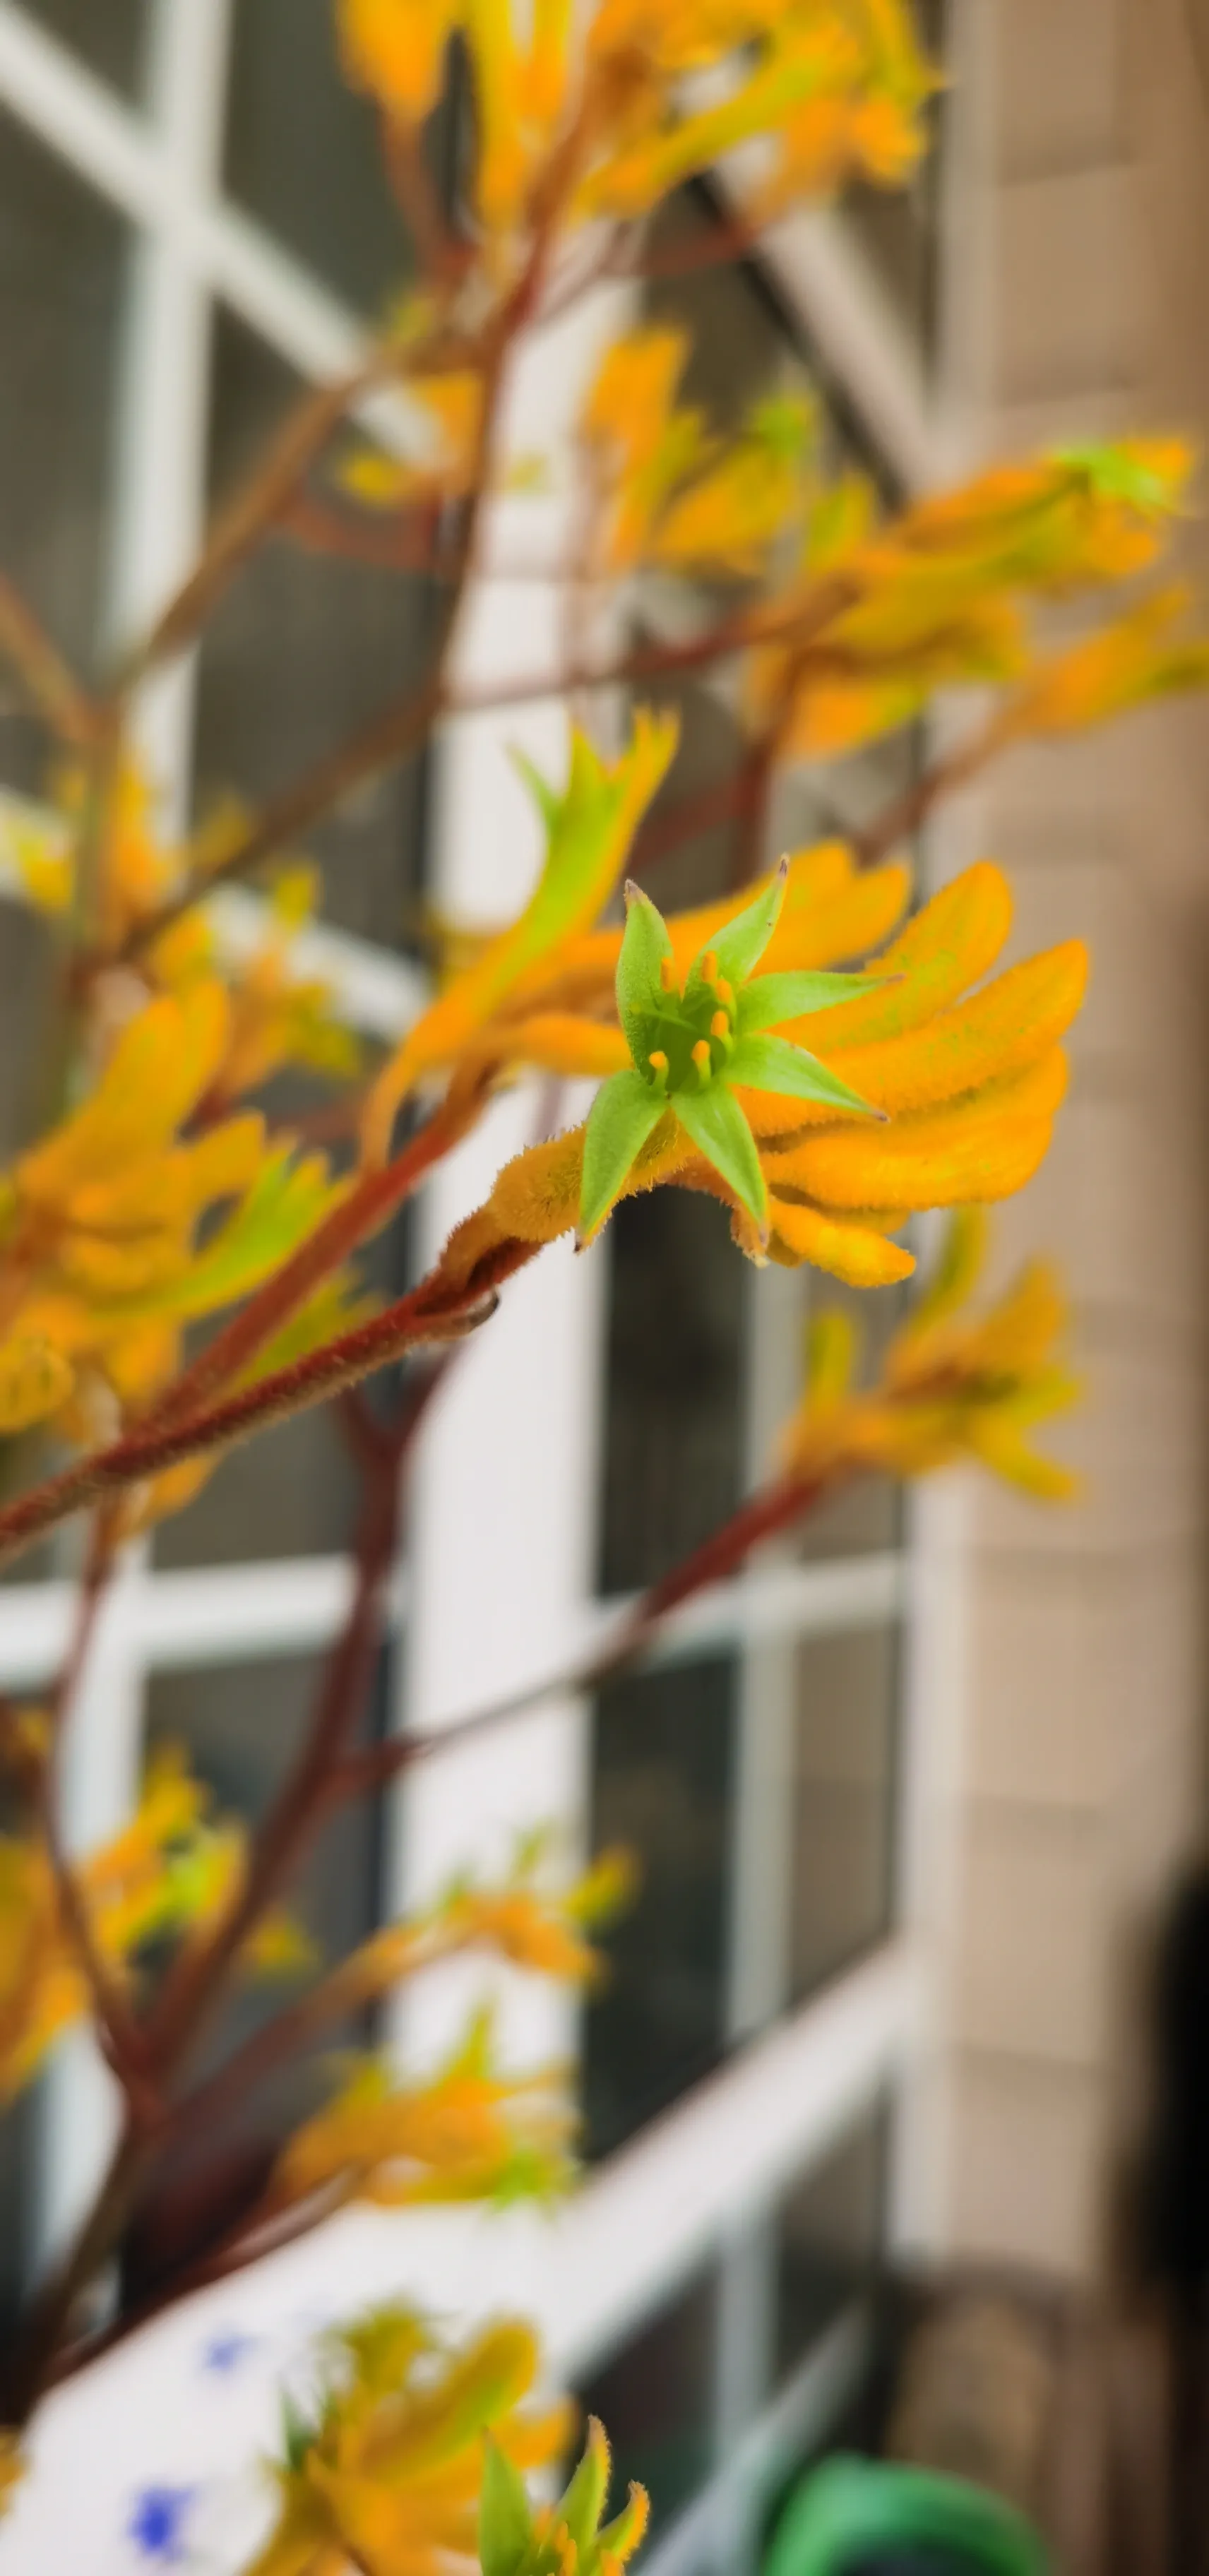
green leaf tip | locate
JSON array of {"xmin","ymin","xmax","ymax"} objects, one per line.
[
  {"xmin": 480, "ymin": 2437, "xmax": 535, "ymax": 2576},
  {"xmin": 580, "ymin": 854, "xmax": 887, "ymax": 1246}
]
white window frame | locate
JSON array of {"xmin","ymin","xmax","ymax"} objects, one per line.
[{"xmin": 0, "ymin": 6, "xmax": 969, "ymax": 2562}]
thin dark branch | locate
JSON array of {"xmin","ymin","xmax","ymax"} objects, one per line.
[
  {"xmin": 102, "ymin": 576, "xmax": 857, "ymax": 968},
  {"xmin": 330, "ymin": 1466, "xmax": 830, "ymax": 1808},
  {"xmin": 0, "ymin": 1250, "xmax": 524, "ymax": 1578},
  {"xmin": 141, "ymin": 1092, "xmax": 482, "ymax": 1443},
  {"xmin": 34, "ymin": 1523, "xmax": 161, "ymax": 2111},
  {"xmin": 0, "ymin": 573, "xmax": 101, "ymax": 750},
  {"xmin": 143, "ymin": 1445, "xmax": 401, "ymax": 2066},
  {"xmin": 850, "ymin": 702, "xmax": 1025, "ymax": 871},
  {"xmin": 49, "ymin": 2181, "xmax": 349, "ymax": 2392}
]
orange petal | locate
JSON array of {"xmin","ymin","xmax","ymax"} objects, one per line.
[
  {"xmin": 766, "ymin": 1200, "xmax": 917, "ymax": 1284},
  {"xmin": 819, "ymin": 939, "xmax": 1088, "ymax": 1118},
  {"xmin": 766, "ymin": 1048, "xmax": 1069, "ymax": 1210},
  {"xmin": 467, "ymin": 1013, "xmax": 630, "ymax": 1080},
  {"xmin": 780, "ymin": 861, "xmax": 1013, "ymax": 1050}
]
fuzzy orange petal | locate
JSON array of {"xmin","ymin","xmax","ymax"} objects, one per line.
[
  {"xmin": 766, "ymin": 1046, "xmax": 1069, "ymax": 1210},
  {"xmin": 766, "ymin": 1199, "xmax": 917, "ymax": 1284}
]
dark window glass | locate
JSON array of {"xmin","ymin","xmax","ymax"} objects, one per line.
[
  {"xmin": 628, "ymin": 669, "xmax": 750, "ymax": 917},
  {"xmin": 584, "ymin": 1654, "xmax": 736, "ymax": 2158},
  {"xmin": 153, "ymin": 1393, "xmax": 364, "ymax": 1569},
  {"xmin": 645, "ymin": 189, "xmax": 808, "ymax": 434},
  {"xmin": 23, "ymin": 0, "xmax": 149, "ymax": 99},
  {"xmin": 0, "ymin": 2089, "xmax": 35, "ymax": 2330},
  {"xmin": 577, "ymin": 2262, "xmax": 720, "ymax": 2531},
  {"xmin": 0, "ymin": 1762, "xmax": 37, "ymax": 2324},
  {"xmin": 0, "ymin": 902, "xmax": 58, "ymax": 1166},
  {"xmin": 790, "ymin": 1627, "xmax": 898, "ymax": 2007},
  {"xmin": 842, "ymin": 0, "xmax": 948, "ymax": 364},
  {"xmin": 0, "ymin": 110, "xmax": 127, "ymax": 792},
  {"xmin": 152, "ymin": 1071, "xmax": 415, "ymax": 1568},
  {"xmin": 598, "ymin": 1193, "xmax": 746, "ymax": 1597},
  {"xmin": 193, "ymin": 308, "xmax": 433, "ymax": 949},
  {"xmin": 129, "ymin": 1649, "xmax": 386, "ymax": 2298},
  {"xmin": 774, "ymin": 2109, "xmax": 887, "ymax": 2384},
  {"xmin": 225, "ymin": 0, "xmax": 418, "ymax": 316}
]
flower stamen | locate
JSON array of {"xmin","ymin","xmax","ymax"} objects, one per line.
[{"xmin": 691, "ymin": 1039, "xmax": 712, "ymax": 1085}]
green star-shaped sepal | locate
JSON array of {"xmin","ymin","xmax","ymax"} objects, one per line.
[{"xmin": 578, "ymin": 858, "xmax": 884, "ymax": 1246}]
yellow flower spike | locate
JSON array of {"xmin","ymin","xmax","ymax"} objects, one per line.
[
  {"xmin": 905, "ymin": 1203, "xmax": 989, "ymax": 1335},
  {"xmin": 814, "ymin": 942, "xmax": 1088, "ymax": 1122},
  {"xmin": 363, "ymin": 711, "xmax": 678, "ymax": 1161},
  {"xmin": 767, "ymin": 1200, "xmax": 916, "ymax": 1287},
  {"xmin": 464, "ymin": 0, "xmax": 530, "ymax": 233},
  {"xmin": 501, "ymin": 843, "xmax": 910, "ymax": 1030},
  {"xmin": 0, "ymin": 1746, "xmax": 294, "ymax": 2101},
  {"xmin": 269, "ymin": 1952, "xmax": 588, "ymax": 2215},
  {"xmin": 763, "ymin": 1046, "xmax": 1070, "ymax": 1212},
  {"xmin": 340, "ymin": 374, "xmax": 486, "ymax": 513},
  {"xmin": 0, "ymin": 977, "xmax": 352, "ymax": 1448},
  {"xmin": 422, "ymin": 846, "xmax": 1085, "ymax": 1292},
  {"xmin": 1018, "ymin": 585, "xmax": 1209, "ymax": 738},
  {"xmin": 580, "ymin": 329, "xmax": 696, "ymax": 571},
  {"xmin": 252, "ymin": 2308, "xmax": 571, "ymax": 2576},
  {"xmin": 0, "ymin": 2433, "xmax": 24, "ymax": 2523},
  {"xmin": 775, "ymin": 863, "xmax": 1015, "ymax": 1054},
  {"xmin": 338, "ymin": 0, "xmax": 460, "ymax": 121},
  {"xmin": 482, "ymin": 2411, "xmax": 649, "ymax": 2576},
  {"xmin": 0, "ymin": 1335, "xmax": 74, "ymax": 1436},
  {"xmin": 780, "ymin": 1211, "xmax": 1078, "ymax": 1501}
]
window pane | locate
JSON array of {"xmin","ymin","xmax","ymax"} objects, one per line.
[
  {"xmin": 774, "ymin": 2109, "xmax": 888, "ymax": 2384},
  {"xmin": 645, "ymin": 188, "xmax": 806, "ymax": 429},
  {"xmin": 0, "ymin": 1775, "xmax": 38, "ymax": 2322},
  {"xmin": 129, "ymin": 1649, "xmax": 385, "ymax": 2299},
  {"xmin": 841, "ymin": 0, "xmax": 948, "ymax": 364},
  {"xmin": 0, "ymin": 2089, "xmax": 34, "ymax": 2332},
  {"xmin": 584, "ymin": 1654, "xmax": 737, "ymax": 2158},
  {"xmin": 225, "ymin": 0, "xmax": 417, "ymax": 316},
  {"xmin": 193, "ymin": 308, "xmax": 433, "ymax": 948},
  {"xmin": 790, "ymin": 1627, "xmax": 898, "ymax": 2007},
  {"xmin": 576, "ymin": 2262, "xmax": 720, "ymax": 2530},
  {"xmin": 0, "ymin": 109, "xmax": 128, "ymax": 792},
  {"xmin": 22, "ymin": 0, "xmax": 149, "ymax": 100},
  {"xmin": 598, "ymin": 1193, "xmax": 746, "ymax": 1597},
  {"xmin": 152, "ymin": 1075, "xmax": 414, "ymax": 1567},
  {"xmin": 153, "ymin": 1399, "xmax": 363, "ymax": 1569}
]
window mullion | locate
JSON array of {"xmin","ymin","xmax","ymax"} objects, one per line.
[{"xmin": 35, "ymin": 0, "xmax": 237, "ymax": 2272}]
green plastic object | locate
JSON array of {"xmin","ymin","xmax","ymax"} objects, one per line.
[{"xmin": 763, "ymin": 2456, "xmax": 1051, "ymax": 2576}]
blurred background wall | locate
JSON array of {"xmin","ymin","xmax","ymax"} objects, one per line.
[{"xmin": 924, "ymin": 0, "xmax": 1209, "ymax": 2283}]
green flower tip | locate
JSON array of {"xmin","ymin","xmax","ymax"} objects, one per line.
[{"xmin": 578, "ymin": 861, "xmax": 885, "ymax": 1247}]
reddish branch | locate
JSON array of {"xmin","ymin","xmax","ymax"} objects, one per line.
[
  {"xmin": 108, "ymin": 576, "xmax": 859, "ymax": 969},
  {"xmin": 0, "ymin": 1250, "xmax": 526, "ymax": 1577},
  {"xmin": 331, "ymin": 1466, "xmax": 832, "ymax": 1811},
  {"xmin": 0, "ymin": 573, "xmax": 101, "ymax": 751},
  {"xmin": 42, "ymin": 1453, "xmax": 840, "ymax": 2400},
  {"xmin": 145, "ymin": 1095, "xmax": 481, "ymax": 1440},
  {"xmin": 143, "ymin": 1438, "xmax": 403, "ymax": 2065}
]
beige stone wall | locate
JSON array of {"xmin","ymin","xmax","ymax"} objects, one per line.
[{"xmin": 936, "ymin": 0, "xmax": 1209, "ymax": 2278}]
